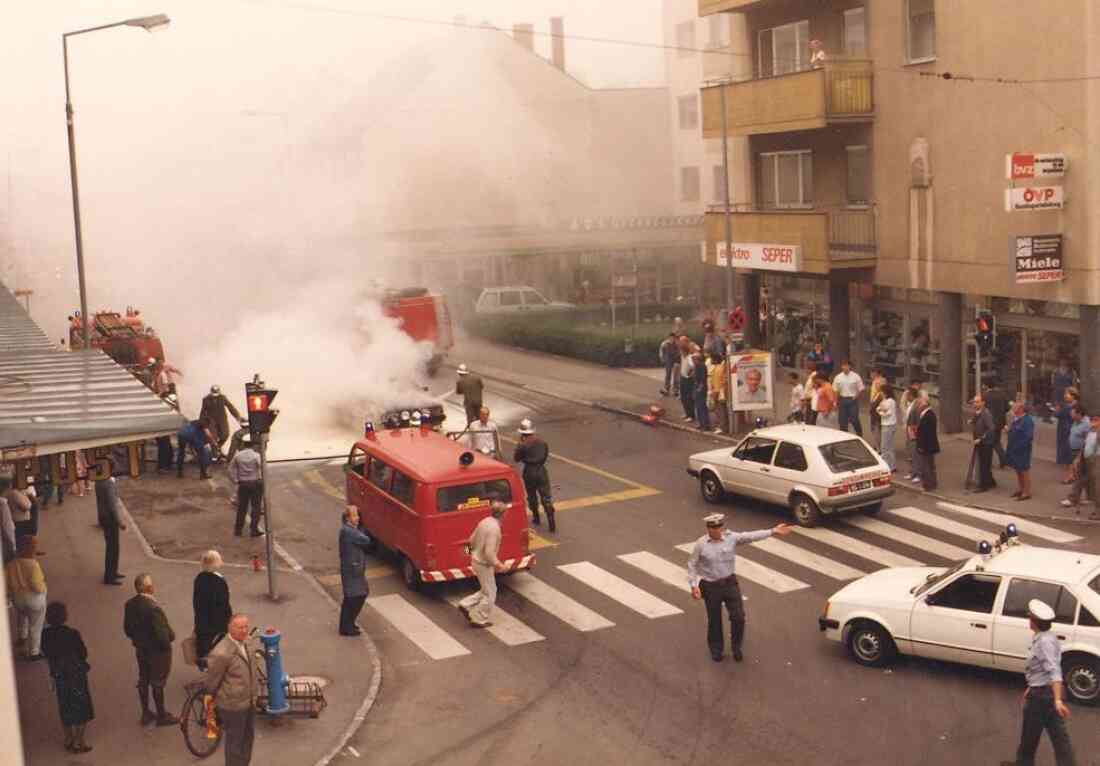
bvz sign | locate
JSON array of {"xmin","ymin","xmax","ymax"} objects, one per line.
[
  {"xmin": 1006, "ymin": 153, "xmax": 1066, "ymax": 181},
  {"xmin": 1015, "ymin": 235, "xmax": 1063, "ymax": 284}
]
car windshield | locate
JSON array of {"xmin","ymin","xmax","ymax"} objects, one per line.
[
  {"xmin": 818, "ymin": 439, "xmax": 878, "ymax": 473},
  {"xmin": 913, "ymin": 559, "xmax": 969, "ymax": 596}
]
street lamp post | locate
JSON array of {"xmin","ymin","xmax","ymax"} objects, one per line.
[{"xmin": 62, "ymin": 14, "xmax": 170, "ymax": 349}]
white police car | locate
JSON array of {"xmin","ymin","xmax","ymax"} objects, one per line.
[
  {"xmin": 686, "ymin": 424, "xmax": 893, "ymax": 527},
  {"xmin": 819, "ymin": 525, "xmax": 1100, "ymax": 704}
]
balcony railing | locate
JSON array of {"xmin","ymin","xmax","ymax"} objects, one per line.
[
  {"xmin": 701, "ymin": 60, "xmax": 874, "ymax": 137},
  {"xmin": 704, "ymin": 204, "xmax": 876, "ymax": 272},
  {"xmin": 699, "ymin": 0, "xmax": 762, "ymax": 14}
]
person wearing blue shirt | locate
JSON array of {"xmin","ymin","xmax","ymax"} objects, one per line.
[
  {"xmin": 338, "ymin": 506, "xmax": 373, "ymax": 637},
  {"xmin": 1063, "ymin": 413, "xmax": 1100, "ymax": 518},
  {"xmin": 176, "ymin": 419, "xmax": 215, "ymax": 480},
  {"xmin": 1005, "ymin": 402, "xmax": 1035, "ymax": 501}
]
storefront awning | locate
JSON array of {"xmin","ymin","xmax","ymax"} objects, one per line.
[{"xmin": 0, "ymin": 285, "xmax": 185, "ymax": 458}]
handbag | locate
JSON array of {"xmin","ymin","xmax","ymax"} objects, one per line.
[{"xmin": 182, "ymin": 634, "xmax": 199, "ymax": 666}]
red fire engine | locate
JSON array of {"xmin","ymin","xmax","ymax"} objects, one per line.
[
  {"xmin": 380, "ymin": 288, "xmax": 454, "ymax": 376},
  {"xmin": 68, "ymin": 307, "xmax": 166, "ymax": 374}
]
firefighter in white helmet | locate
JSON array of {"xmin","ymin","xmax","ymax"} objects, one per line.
[{"xmin": 513, "ymin": 419, "xmax": 556, "ymax": 532}]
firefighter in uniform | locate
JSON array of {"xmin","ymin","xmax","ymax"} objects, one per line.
[
  {"xmin": 455, "ymin": 364, "xmax": 484, "ymax": 425},
  {"xmin": 687, "ymin": 513, "xmax": 792, "ymax": 662},
  {"xmin": 200, "ymin": 385, "xmax": 242, "ymax": 460},
  {"xmin": 513, "ymin": 419, "xmax": 556, "ymax": 532}
]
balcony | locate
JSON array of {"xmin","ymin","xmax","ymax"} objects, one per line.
[
  {"xmin": 699, "ymin": 0, "xmax": 764, "ymax": 15},
  {"xmin": 703, "ymin": 205, "xmax": 876, "ymax": 274},
  {"xmin": 702, "ymin": 61, "xmax": 874, "ymax": 137}
]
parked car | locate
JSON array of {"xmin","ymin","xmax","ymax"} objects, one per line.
[
  {"xmin": 474, "ymin": 286, "xmax": 575, "ymax": 315},
  {"xmin": 686, "ymin": 424, "xmax": 893, "ymax": 527},
  {"xmin": 819, "ymin": 529, "xmax": 1100, "ymax": 705}
]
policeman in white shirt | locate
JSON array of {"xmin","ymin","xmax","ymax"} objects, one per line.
[
  {"xmin": 687, "ymin": 513, "xmax": 792, "ymax": 663},
  {"xmin": 832, "ymin": 360, "xmax": 865, "ymax": 436},
  {"xmin": 467, "ymin": 406, "xmax": 499, "ymax": 457}
]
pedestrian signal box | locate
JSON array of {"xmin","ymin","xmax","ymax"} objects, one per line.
[
  {"xmin": 245, "ymin": 383, "xmax": 279, "ymax": 441},
  {"xmin": 975, "ymin": 312, "xmax": 995, "ymax": 352}
]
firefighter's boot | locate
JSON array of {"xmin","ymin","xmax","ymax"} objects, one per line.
[
  {"xmin": 546, "ymin": 507, "xmax": 557, "ymax": 533},
  {"xmin": 152, "ymin": 687, "xmax": 178, "ymax": 727},
  {"xmin": 138, "ymin": 684, "xmax": 155, "ymax": 726},
  {"xmin": 530, "ymin": 509, "xmax": 541, "ymax": 526}
]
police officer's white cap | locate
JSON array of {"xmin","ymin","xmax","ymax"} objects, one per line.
[
  {"xmin": 703, "ymin": 513, "xmax": 725, "ymax": 527},
  {"xmin": 457, "ymin": 364, "xmax": 469, "ymax": 376},
  {"xmin": 1028, "ymin": 599, "xmax": 1055, "ymax": 622},
  {"xmin": 518, "ymin": 418, "xmax": 535, "ymax": 435}
]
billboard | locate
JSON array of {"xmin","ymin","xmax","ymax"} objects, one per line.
[
  {"xmin": 1015, "ymin": 235, "xmax": 1064, "ymax": 284},
  {"xmin": 728, "ymin": 351, "xmax": 774, "ymax": 412},
  {"xmin": 1005, "ymin": 185, "xmax": 1064, "ymax": 212},
  {"xmin": 1006, "ymin": 153, "xmax": 1066, "ymax": 180},
  {"xmin": 716, "ymin": 242, "xmax": 803, "ymax": 272}
]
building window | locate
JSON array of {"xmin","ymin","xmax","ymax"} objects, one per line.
[
  {"xmin": 846, "ymin": 145, "xmax": 870, "ymax": 206},
  {"xmin": 680, "ymin": 166, "xmax": 701, "ymax": 202},
  {"xmin": 844, "ymin": 7, "xmax": 867, "ymax": 57},
  {"xmin": 706, "ymin": 15, "xmax": 729, "ymax": 50},
  {"xmin": 759, "ymin": 151, "xmax": 813, "ymax": 208},
  {"xmin": 676, "ymin": 21, "xmax": 696, "ymax": 58},
  {"xmin": 758, "ymin": 20, "xmax": 809, "ymax": 77},
  {"xmin": 677, "ymin": 94, "xmax": 699, "ymax": 130},
  {"xmin": 906, "ymin": 0, "xmax": 936, "ymax": 63},
  {"xmin": 713, "ymin": 165, "xmax": 727, "ymax": 202}
]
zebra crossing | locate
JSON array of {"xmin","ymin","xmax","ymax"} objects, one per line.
[{"xmin": 365, "ymin": 505, "xmax": 1083, "ymax": 661}]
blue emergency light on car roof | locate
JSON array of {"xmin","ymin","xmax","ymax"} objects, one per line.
[{"xmin": 977, "ymin": 540, "xmax": 992, "ymax": 555}]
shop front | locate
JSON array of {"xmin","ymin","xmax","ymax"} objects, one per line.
[{"xmin": 991, "ymin": 302, "xmax": 1081, "ymax": 411}]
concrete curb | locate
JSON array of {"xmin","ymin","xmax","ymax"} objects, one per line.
[
  {"xmin": 116, "ymin": 481, "xmax": 383, "ymax": 766},
  {"xmin": 891, "ymin": 479, "xmax": 1100, "ymax": 527}
]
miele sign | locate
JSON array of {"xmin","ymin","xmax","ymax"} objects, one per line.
[{"xmin": 715, "ymin": 242, "xmax": 803, "ymax": 272}]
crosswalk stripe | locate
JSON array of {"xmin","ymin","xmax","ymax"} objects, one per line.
[
  {"xmin": 935, "ymin": 502, "xmax": 1083, "ymax": 544},
  {"xmin": 368, "ymin": 594, "xmax": 471, "ymax": 660},
  {"xmin": 504, "ymin": 572, "xmax": 615, "ymax": 632},
  {"xmin": 792, "ymin": 526, "xmax": 925, "ymax": 568},
  {"xmin": 618, "ymin": 552, "xmax": 692, "ymax": 593},
  {"xmin": 843, "ymin": 516, "xmax": 973, "ymax": 561},
  {"xmin": 674, "ymin": 543, "xmax": 810, "ymax": 593},
  {"xmin": 558, "ymin": 562, "xmax": 682, "ymax": 618},
  {"xmin": 886, "ymin": 506, "xmax": 1006, "ymax": 546},
  {"xmin": 444, "ymin": 595, "xmax": 545, "ymax": 646},
  {"xmin": 748, "ymin": 537, "xmax": 866, "ymax": 580}
]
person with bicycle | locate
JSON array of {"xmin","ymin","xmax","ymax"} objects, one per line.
[{"xmin": 205, "ymin": 613, "xmax": 261, "ymax": 766}]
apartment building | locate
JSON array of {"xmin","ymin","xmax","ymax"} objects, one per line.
[{"xmin": 697, "ymin": 0, "xmax": 1100, "ymax": 429}]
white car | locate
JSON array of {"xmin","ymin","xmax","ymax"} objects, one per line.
[
  {"xmin": 820, "ymin": 529, "xmax": 1100, "ymax": 705},
  {"xmin": 686, "ymin": 424, "xmax": 893, "ymax": 527},
  {"xmin": 474, "ymin": 286, "xmax": 575, "ymax": 315}
]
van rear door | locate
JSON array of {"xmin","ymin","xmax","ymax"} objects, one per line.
[{"xmin": 431, "ymin": 476, "xmax": 519, "ymax": 571}]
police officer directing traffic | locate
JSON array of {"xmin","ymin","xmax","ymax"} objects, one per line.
[
  {"xmin": 1000, "ymin": 598, "xmax": 1077, "ymax": 766},
  {"xmin": 687, "ymin": 513, "xmax": 792, "ymax": 663},
  {"xmin": 514, "ymin": 419, "xmax": 556, "ymax": 533}
]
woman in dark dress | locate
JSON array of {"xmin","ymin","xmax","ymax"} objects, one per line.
[
  {"xmin": 193, "ymin": 549, "xmax": 232, "ymax": 670},
  {"xmin": 40, "ymin": 601, "xmax": 94, "ymax": 754}
]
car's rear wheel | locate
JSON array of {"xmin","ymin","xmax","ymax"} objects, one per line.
[
  {"xmin": 790, "ymin": 493, "xmax": 821, "ymax": 527},
  {"xmin": 700, "ymin": 472, "xmax": 725, "ymax": 504},
  {"xmin": 1064, "ymin": 655, "xmax": 1100, "ymax": 705},
  {"xmin": 863, "ymin": 502, "xmax": 883, "ymax": 515},
  {"xmin": 846, "ymin": 621, "xmax": 896, "ymax": 667},
  {"xmin": 401, "ymin": 555, "xmax": 423, "ymax": 592}
]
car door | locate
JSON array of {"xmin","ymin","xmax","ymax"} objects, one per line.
[
  {"xmin": 499, "ymin": 290, "xmax": 523, "ymax": 313},
  {"xmin": 993, "ymin": 577, "xmax": 1078, "ymax": 673},
  {"xmin": 721, "ymin": 437, "xmax": 779, "ymax": 501},
  {"xmin": 345, "ymin": 445, "xmax": 369, "ymax": 521},
  {"xmin": 909, "ymin": 573, "xmax": 1002, "ymax": 666},
  {"xmin": 769, "ymin": 441, "xmax": 811, "ymax": 501},
  {"xmin": 521, "ymin": 289, "xmax": 551, "ymax": 312},
  {"xmin": 366, "ymin": 457, "xmax": 397, "ymax": 548}
]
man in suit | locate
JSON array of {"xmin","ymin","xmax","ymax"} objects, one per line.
[
  {"xmin": 915, "ymin": 394, "xmax": 940, "ymax": 492},
  {"xmin": 95, "ymin": 465, "xmax": 127, "ymax": 586},
  {"xmin": 984, "ymin": 383, "xmax": 1010, "ymax": 468},
  {"xmin": 205, "ymin": 613, "xmax": 262, "ymax": 766},
  {"xmin": 338, "ymin": 506, "xmax": 373, "ymax": 636},
  {"xmin": 971, "ymin": 395, "xmax": 997, "ymax": 491},
  {"xmin": 123, "ymin": 573, "xmax": 178, "ymax": 726}
]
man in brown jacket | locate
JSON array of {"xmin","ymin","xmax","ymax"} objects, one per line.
[
  {"xmin": 123, "ymin": 573, "xmax": 179, "ymax": 726},
  {"xmin": 205, "ymin": 613, "xmax": 261, "ymax": 766}
]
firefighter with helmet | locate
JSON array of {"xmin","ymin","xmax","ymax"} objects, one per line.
[{"xmin": 513, "ymin": 419, "xmax": 556, "ymax": 532}]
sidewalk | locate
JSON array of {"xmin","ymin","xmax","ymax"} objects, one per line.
[
  {"xmin": 454, "ymin": 338, "xmax": 1094, "ymax": 524},
  {"xmin": 13, "ymin": 474, "xmax": 379, "ymax": 766}
]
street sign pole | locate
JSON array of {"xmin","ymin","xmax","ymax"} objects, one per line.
[
  {"xmin": 260, "ymin": 431, "xmax": 277, "ymax": 601},
  {"xmin": 720, "ymin": 80, "xmax": 735, "ymax": 321}
]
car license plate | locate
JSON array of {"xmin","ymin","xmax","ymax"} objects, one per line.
[{"xmin": 852, "ymin": 481, "xmax": 872, "ymax": 492}]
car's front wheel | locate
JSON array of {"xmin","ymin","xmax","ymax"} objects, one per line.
[
  {"xmin": 846, "ymin": 621, "xmax": 896, "ymax": 667},
  {"xmin": 864, "ymin": 502, "xmax": 883, "ymax": 515},
  {"xmin": 700, "ymin": 471, "xmax": 725, "ymax": 504},
  {"xmin": 1064, "ymin": 655, "xmax": 1100, "ymax": 705},
  {"xmin": 790, "ymin": 493, "xmax": 821, "ymax": 527}
]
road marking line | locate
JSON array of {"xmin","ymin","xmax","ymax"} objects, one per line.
[
  {"xmin": 327, "ymin": 457, "xmax": 346, "ymax": 466},
  {"xmin": 935, "ymin": 502, "xmax": 1082, "ymax": 544},
  {"xmin": 747, "ymin": 537, "xmax": 865, "ymax": 580},
  {"xmin": 367, "ymin": 594, "xmax": 471, "ymax": 660},
  {"xmin": 887, "ymin": 506, "xmax": 1005, "ymax": 545},
  {"xmin": 503, "ymin": 572, "xmax": 615, "ymax": 632},
  {"xmin": 558, "ymin": 561, "xmax": 682, "ymax": 618},
  {"xmin": 674, "ymin": 543, "xmax": 810, "ymax": 593},
  {"xmin": 445, "ymin": 594, "xmax": 545, "ymax": 646},
  {"xmin": 842, "ymin": 516, "xmax": 973, "ymax": 560},
  {"xmin": 618, "ymin": 552, "xmax": 692, "ymax": 593},
  {"xmin": 792, "ymin": 526, "xmax": 924, "ymax": 568},
  {"xmin": 303, "ymin": 469, "xmax": 345, "ymax": 502},
  {"xmin": 499, "ymin": 434, "xmax": 656, "ymax": 491},
  {"xmin": 553, "ymin": 487, "xmax": 661, "ymax": 511}
]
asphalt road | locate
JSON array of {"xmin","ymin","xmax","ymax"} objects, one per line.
[{"xmin": 262, "ymin": 375, "xmax": 1100, "ymax": 766}]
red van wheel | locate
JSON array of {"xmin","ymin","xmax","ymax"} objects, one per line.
[{"xmin": 401, "ymin": 556, "xmax": 423, "ymax": 592}]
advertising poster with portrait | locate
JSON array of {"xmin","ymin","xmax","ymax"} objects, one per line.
[{"xmin": 728, "ymin": 351, "xmax": 774, "ymax": 412}]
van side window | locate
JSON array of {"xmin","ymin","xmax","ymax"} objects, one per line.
[
  {"xmin": 437, "ymin": 480, "xmax": 513, "ymax": 513},
  {"xmin": 369, "ymin": 460, "xmax": 394, "ymax": 492},
  {"xmin": 348, "ymin": 447, "xmax": 366, "ymax": 477},
  {"xmin": 391, "ymin": 471, "xmax": 415, "ymax": 506}
]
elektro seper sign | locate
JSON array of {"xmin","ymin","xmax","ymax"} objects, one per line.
[{"xmin": 717, "ymin": 242, "xmax": 803, "ymax": 272}]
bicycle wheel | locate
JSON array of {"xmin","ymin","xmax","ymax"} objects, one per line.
[{"xmin": 181, "ymin": 686, "xmax": 223, "ymax": 759}]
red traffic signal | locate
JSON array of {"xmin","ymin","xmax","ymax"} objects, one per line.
[{"xmin": 245, "ymin": 385, "xmax": 278, "ymax": 440}]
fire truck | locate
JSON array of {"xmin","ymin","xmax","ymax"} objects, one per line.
[
  {"xmin": 380, "ymin": 288, "xmax": 454, "ymax": 376},
  {"xmin": 69, "ymin": 307, "xmax": 166, "ymax": 373}
]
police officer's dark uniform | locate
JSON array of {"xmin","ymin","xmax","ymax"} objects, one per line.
[
  {"xmin": 513, "ymin": 419, "xmax": 556, "ymax": 533},
  {"xmin": 455, "ymin": 365, "xmax": 484, "ymax": 426},
  {"xmin": 1001, "ymin": 598, "xmax": 1077, "ymax": 766},
  {"xmin": 687, "ymin": 513, "xmax": 791, "ymax": 662}
]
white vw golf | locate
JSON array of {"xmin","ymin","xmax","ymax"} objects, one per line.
[
  {"xmin": 686, "ymin": 424, "xmax": 893, "ymax": 527},
  {"xmin": 819, "ymin": 527, "xmax": 1100, "ymax": 705}
]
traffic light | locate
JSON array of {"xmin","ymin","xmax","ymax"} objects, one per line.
[
  {"xmin": 975, "ymin": 312, "xmax": 995, "ymax": 352},
  {"xmin": 245, "ymin": 382, "xmax": 279, "ymax": 442}
]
